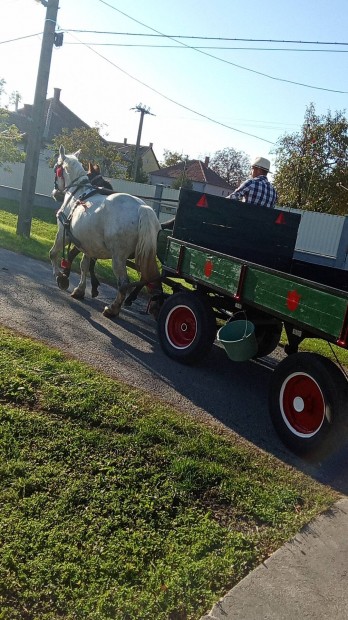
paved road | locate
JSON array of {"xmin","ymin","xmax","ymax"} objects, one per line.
[{"xmin": 1, "ymin": 248, "xmax": 348, "ymax": 493}]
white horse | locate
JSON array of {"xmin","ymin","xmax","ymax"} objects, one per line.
[{"xmin": 49, "ymin": 145, "xmax": 162, "ymax": 318}]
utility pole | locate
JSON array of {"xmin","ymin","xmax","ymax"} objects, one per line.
[
  {"xmin": 130, "ymin": 104, "xmax": 154, "ymax": 181},
  {"xmin": 16, "ymin": 0, "xmax": 59, "ymax": 237}
]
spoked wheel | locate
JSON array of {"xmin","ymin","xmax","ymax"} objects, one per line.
[
  {"xmin": 157, "ymin": 292, "xmax": 216, "ymax": 364},
  {"xmin": 269, "ymin": 352, "xmax": 346, "ymax": 456}
]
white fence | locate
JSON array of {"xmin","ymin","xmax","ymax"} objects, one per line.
[{"xmin": 0, "ymin": 157, "xmax": 179, "ymax": 223}]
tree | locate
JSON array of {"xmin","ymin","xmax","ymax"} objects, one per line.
[
  {"xmin": 171, "ymin": 172, "xmax": 193, "ymax": 190},
  {"xmin": 0, "ymin": 79, "xmax": 25, "ymax": 168},
  {"xmin": 0, "ymin": 111, "xmax": 25, "ymax": 169},
  {"xmin": 209, "ymin": 147, "xmax": 250, "ymax": 188},
  {"xmin": 273, "ymin": 103, "xmax": 348, "ymax": 215},
  {"xmin": 161, "ymin": 150, "xmax": 189, "ymax": 167},
  {"xmin": 49, "ymin": 127, "xmax": 123, "ymax": 177},
  {"xmin": 125, "ymin": 148, "xmax": 148, "ymax": 183}
]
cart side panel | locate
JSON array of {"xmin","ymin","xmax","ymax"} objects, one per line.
[
  {"xmin": 167, "ymin": 240, "xmax": 242, "ymax": 295},
  {"xmin": 243, "ymin": 267, "xmax": 348, "ymax": 339},
  {"xmin": 173, "ymin": 189, "xmax": 301, "ymax": 273}
]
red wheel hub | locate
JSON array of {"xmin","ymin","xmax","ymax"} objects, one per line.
[
  {"xmin": 280, "ymin": 372, "xmax": 325, "ymax": 436},
  {"xmin": 165, "ymin": 306, "xmax": 197, "ymax": 349}
]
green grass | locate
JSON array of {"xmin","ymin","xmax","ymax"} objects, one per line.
[
  {"xmin": 0, "ymin": 198, "xmax": 139, "ymax": 285},
  {"xmin": 0, "ymin": 326, "xmax": 338, "ymax": 620}
]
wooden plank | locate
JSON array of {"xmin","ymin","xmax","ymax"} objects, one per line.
[
  {"xmin": 242, "ymin": 267, "xmax": 348, "ymax": 339},
  {"xmin": 163, "ymin": 237, "xmax": 348, "ymax": 342},
  {"xmin": 173, "ymin": 242, "xmax": 242, "ymax": 295},
  {"xmin": 173, "ymin": 189, "xmax": 301, "ymax": 272}
]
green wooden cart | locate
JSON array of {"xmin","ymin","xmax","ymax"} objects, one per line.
[{"xmin": 155, "ymin": 189, "xmax": 348, "ymax": 456}]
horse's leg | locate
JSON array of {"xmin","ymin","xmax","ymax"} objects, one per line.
[
  {"xmin": 89, "ymin": 259, "xmax": 100, "ymax": 298},
  {"xmin": 124, "ymin": 282, "xmax": 143, "ymax": 306},
  {"xmin": 49, "ymin": 227, "xmax": 70, "ymax": 290},
  {"xmin": 71, "ymin": 254, "xmax": 89, "ymax": 299},
  {"xmin": 103, "ymin": 256, "xmax": 129, "ymax": 318}
]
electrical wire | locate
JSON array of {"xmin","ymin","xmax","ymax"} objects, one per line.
[
  {"xmin": 62, "ymin": 42, "xmax": 348, "ymax": 52},
  {"xmin": 0, "ymin": 33, "xmax": 43, "ymax": 45},
  {"xmin": 58, "ymin": 30, "xmax": 348, "ymax": 46},
  {"xmin": 96, "ymin": 1, "xmax": 348, "ymax": 94},
  {"xmin": 67, "ymin": 31, "xmax": 275, "ymax": 144}
]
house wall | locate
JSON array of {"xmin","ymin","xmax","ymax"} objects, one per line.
[
  {"xmin": 149, "ymin": 173, "xmax": 230, "ymax": 197},
  {"xmin": 141, "ymin": 151, "xmax": 159, "ymax": 175}
]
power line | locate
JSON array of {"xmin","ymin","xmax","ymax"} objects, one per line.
[
  {"xmin": 68, "ymin": 32, "xmax": 274, "ymax": 144},
  {"xmin": 96, "ymin": 1, "xmax": 348, "ymax": 95},
  {"xmin": 3, "ymin": 32, "xmax": 348, "ymax": 53},
  {"xmin": 0, "ymin": 33, "xmax": 43, "ymax": 45},
  {"xmin": 53, "ymin": 30, "xmax": 348, "ymax": 46},
  {"xmin": 61, "ymin": 41, "xmax": 348, "ymax": 53},
  {"xmin": 2, "ymin": 32, "xmax": 348, "ymax": 54}
]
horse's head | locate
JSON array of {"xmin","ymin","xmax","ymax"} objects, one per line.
[
  {"xmin": 87, "ymin": 162, "xmax": 101, "ymax": 183},
  {"xmin": 51, "ymin": 162, "xmax": 65, "ymax": 202},
  {"xmin": 56, "ymin": 145, "xmax": 88, "ymax": 191}
]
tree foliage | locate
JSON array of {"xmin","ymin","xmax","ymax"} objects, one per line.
[
  {"xmin": 209, "ymin": 147, "xmax": 250, "ymax": 188},
  {"xmin": 161, "ymin": 150, "xmax": 189, "ymax": 167},
  {"xmin": 49, "ymin": 127, "xmax": 124, "ymax": 177},
  {"xmin": 0, "ymin": 79, "xmax": 25, "ymax": 169},
  {"xmin": 273, "ymin": 103, "xmax": 348, "ymax": 215},
  {"xmin": 124, "ymin": 147, "xmax": 149, "ymax": 183},
  {"xmin": 171, "ymin": 172, "xmax": 193, "ymax": 190}
]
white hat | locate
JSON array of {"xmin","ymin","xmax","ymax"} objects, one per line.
[{"xmin": 252, "ymin": 156, "xmax": 271, "ymax": 172}]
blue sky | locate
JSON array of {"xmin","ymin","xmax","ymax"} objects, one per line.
[{"xmin": 1, "ymin": 0, "xmax": 347, "ymax": 168}]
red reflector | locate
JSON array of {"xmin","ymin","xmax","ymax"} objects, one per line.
[
  {"xmin": 196, "ymin": 194, "xmax": 208, "ymax": 208},
  {"xmin": 275, "ymin": 212, "xmax": 286, "ymax": 225}
]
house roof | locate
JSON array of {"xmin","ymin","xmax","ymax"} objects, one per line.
[
  {"xmin": 9, "ymin": 89, "xmax": 158, "ymax": 167},
  {"xmin": 108, "ymin": 141, "xmax": 160, "ymax": 169},
  {"xmin": 9, "ymin": 88, "xmax": 92, "ymax": 143},
  {"xmin": 150, "ymin": 160, "xmax": 233, "ymax": 190}
]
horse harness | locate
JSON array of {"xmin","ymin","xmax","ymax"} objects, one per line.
[{"xmin": 55, "ymin": 168, "xmax": 112, "ymax": 258}]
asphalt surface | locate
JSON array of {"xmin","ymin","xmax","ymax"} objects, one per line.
[
  {"xmin": 1, "ymin": 247, "xmax": 348, "ymax": 495},
  {"xmin": 1, "ymin": 248, "xmax": 348, "ymax": 620}
]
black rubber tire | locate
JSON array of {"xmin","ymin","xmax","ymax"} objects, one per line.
[
  {"xmin": 269, "ymin": 352, "xmax": 346, "ymax": 456},
  {"xmin": 254, "ymin": 320, "xmax": 283, "ymax": 358},
  {"xmin": 157, "ymin": 292, "xmax": 216, "ymax": 364}
]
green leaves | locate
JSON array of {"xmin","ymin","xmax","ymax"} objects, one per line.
[{"xmin": 274, "ymin": 103, "xmax": 348, "ymax": 214}]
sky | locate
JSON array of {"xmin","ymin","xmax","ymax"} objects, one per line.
[{"xmin": 1, "ymin": 0, "xmax": 348, "ymax": 169}]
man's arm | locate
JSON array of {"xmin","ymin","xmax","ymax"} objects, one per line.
[{"xmin": 227, "ymin": 178, "xmax": 252, "ymax": 200}]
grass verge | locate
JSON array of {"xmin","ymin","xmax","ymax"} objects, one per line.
[{"xmin": 0, "ymin": 325, "xmax": 339, "ymax": 620}]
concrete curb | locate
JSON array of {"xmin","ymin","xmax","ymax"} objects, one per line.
[{"xmin": 200, "ymin": 497, "xmax": 348, "ymax": 620}]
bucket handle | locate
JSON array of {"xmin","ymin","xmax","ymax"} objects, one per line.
[{"xmin": 227, "ymin": 310, "xmax": 249, "ymax": 340}]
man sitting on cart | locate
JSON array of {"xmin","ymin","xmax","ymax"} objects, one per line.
[{"xmin": 227, "ymin": 156, "xmax": 277, "ymax": 208}]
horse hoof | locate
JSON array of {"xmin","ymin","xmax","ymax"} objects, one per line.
[
  {"xmin": 71, "ymin": 289, "xmax": 85, "ymax": 300},
  {"xmin": 103, "ymin": 306, "xmax": 118, "ymax": 318},
  {"xmin": 56, "ymin": 274, "xmax": 69, "ymax": 291}
]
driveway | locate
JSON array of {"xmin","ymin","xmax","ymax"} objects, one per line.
[{"xmin": 1, "ymin": 247, "xmax": 348, "ymax": 494}]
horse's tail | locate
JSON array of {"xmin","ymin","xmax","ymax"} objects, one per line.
[{"xmin": 135, "ymin": 205, "xmax": 162, "ymax": 284}]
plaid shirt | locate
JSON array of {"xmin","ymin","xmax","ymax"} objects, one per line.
[{"xmin": 228, "ymin": 175, "xmax": 277, "ymax": 208}]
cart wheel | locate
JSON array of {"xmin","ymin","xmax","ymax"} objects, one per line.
[
  {"xmin": 254, "ymin": 321, "xmax": 283, "ymax": 358},
  {"xmin": 269, "ymin": 352, "xmax": 346, "ymax": 456},
  {"xmin": 157, "ymin": 292, "xmax": 216, "ymax": 364}
]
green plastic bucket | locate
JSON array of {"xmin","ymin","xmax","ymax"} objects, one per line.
[{"xmin": 217, "ymin": 320, "xmax": 258, "ymax": 362}]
